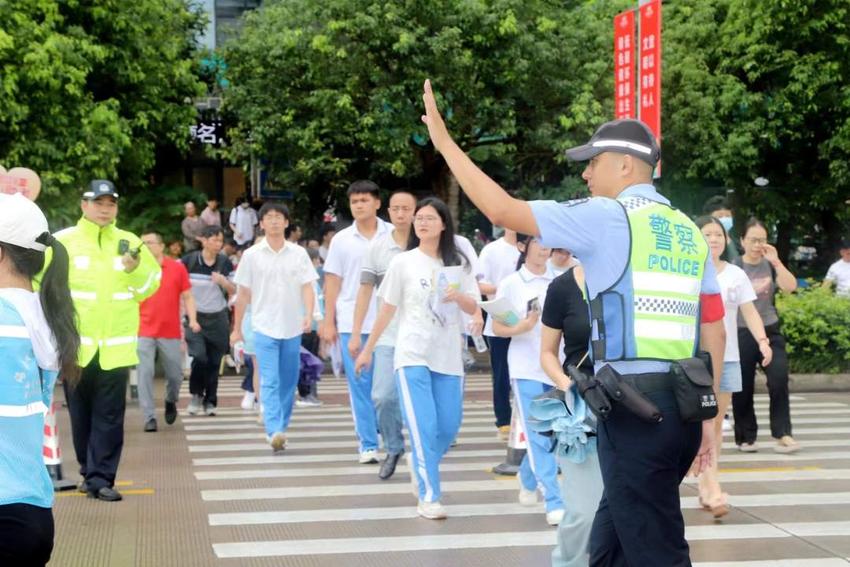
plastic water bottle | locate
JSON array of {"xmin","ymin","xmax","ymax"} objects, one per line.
[
  {"xmin": 472, "ymin": 334, "xmax": 488, "ymax": 353},
  {"xmin": 232, "ymin": 341, "xmax": 245, "ymax": 366}
]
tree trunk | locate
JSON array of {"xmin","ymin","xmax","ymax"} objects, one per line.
[{"xmin": 446, "ymin": 171, "xmax": 460, "ymax": 228}]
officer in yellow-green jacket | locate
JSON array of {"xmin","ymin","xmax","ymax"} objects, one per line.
[{"xmin": 53, "ymin": 180, "xmax": 160, "ymax": 502}]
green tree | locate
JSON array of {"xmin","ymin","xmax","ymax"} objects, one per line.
[
  {"xmin": 0, "ymin": 0, "xmax": 206, "ymax": 228},
  {"xmin": 221, "ymin": 0, "xmax": 631, "ymax": 220},
  {"xmin": 661, "ymin": 0, "xmax": 850, "ymax": 268}
]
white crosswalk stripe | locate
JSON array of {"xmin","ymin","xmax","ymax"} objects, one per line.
[{"xmin": 181, "ymin": 381, "xmax": 850, "ymax": 563}]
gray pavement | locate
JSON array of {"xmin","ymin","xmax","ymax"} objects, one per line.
[{"xmin": 50, "ymin": 371, "xmax": 850, "ymax": 566}]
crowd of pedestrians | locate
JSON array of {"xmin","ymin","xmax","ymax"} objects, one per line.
[{"xmin": 3, "ymin": 89, "xmax": 850, "ymax": 567}]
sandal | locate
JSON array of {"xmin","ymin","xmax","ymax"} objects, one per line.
[{"xmin": 707, "ymin": 493, "xmax": 730, "ymax": 519}]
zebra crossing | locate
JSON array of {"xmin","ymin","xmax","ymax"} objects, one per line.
[{"xmin": 181, "ymin": 375, "xmax": 850, "ymax": 565}]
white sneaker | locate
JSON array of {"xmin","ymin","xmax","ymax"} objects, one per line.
[
  {"xmin": 359, "ymin": 449, "xmax": 379, "ymax": 464},
  {"xmin": 546, "ymin": 509, "xmax": 565, "ymax": 526},
  {"xmin": 187, "ymin": 395, "xmax": 203, "ymax": 416},
  {"xmin": 303, "ymin": 395, "xmax": 323, "ymax": 407},
  {"xmin": 294, "ymin": 397, "xmax": 309, "ymax": 408},
  {"xmin": 241, "ymin": 392, "xmax": 255, "ymax": 411},
  {"xmin": 407, "ymin": 453, "xmax": 418, "ymax": 497},
  {"xmin": 518, "ymin": 476, "xmax": 538, "ymax": 507},
  {"xmin": 269, "ymin": 432, "xmax": 287, "ymax": 453},
  {"xmin": 722, "ymin": 417, "xmax": 732, "ymax": 432},
  {"xmin": 417, "ymin": 499, "xmax": 447, "ymax": 520},
  {"xmin": 224, "ymin": 354, "xmax": 237, "ymax": 368},
  {"xmin": 738, "ymin": 442, "xmax": 758, "ymax": 453}
]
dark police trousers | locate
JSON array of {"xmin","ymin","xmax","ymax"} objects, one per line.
[
  {"xmin": 63, "ymin": 352, "xmax": 129, "ymax": 491},
  {"xmin": 590, "ymin": 386, "xmax": 702, "ymax": 567}
]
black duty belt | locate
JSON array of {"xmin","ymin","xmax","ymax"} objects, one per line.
[{"xmin": 618, "ymin": 372, "xmax": 674, "ymax": 394}]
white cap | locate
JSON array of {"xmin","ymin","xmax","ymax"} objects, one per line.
[{"xmin": 0, "ymin": 193, "xmax": 50, "ymax": 252}]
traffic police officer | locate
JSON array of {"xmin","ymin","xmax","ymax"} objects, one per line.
[
  {"xmin": 421, "ymin": 80, "xmax": 726, "ymax": 566},
  {"xmin": 50, "ymin": 180, "xmax": 161, "ymax": 501}
]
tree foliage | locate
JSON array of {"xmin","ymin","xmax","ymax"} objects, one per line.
[
  {"xmin": 0, "ymin": 0, "xmax": 206, "ymax": 227},
  {"xmin": 221, "ymin": 0, "xmax": 631, "ymax": 214}
]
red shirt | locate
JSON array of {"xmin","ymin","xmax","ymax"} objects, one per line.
[{"xmin": 139, "ymin": 257, "xmax": 191, "ymax": 338}]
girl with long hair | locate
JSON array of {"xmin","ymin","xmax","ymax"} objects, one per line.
[
  {"xmin": 0, "ymin": 194, "xmax": 80, "ymax": 566},
  {"xmin": 696, "ymin": 216, "xmax": 772, "ymax": 517},
  {"xmin": 355, "ymin": 197, "xmax": 479, "ymax": 520},
  {"xmin": 491, "ymin": 234, "xmax": 564, "ymax": 526}
]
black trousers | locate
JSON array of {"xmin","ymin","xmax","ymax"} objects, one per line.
[
  {"xmin": 590, "ymin": 388, "xmax": 702, "ymax": 567},
  {"xmin": 185, "ymin": 309, "xmax": 230, "ymax": 407},
  {"xmin": 0, "ymin": 504, "xmax": 54, "ymax": 567},
  {"xmin": 486, "ymin": 336, "xmax": 512, "ymax": 427},
  {"xmin": 732, "ymin": 322, "xmax": 792, "ymax": 444},
  {"xmin": 63, "ymin": 353, "xmax": 129, "ymax": 491}
]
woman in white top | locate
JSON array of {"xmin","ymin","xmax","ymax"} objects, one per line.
[
  {"xmin": 492, "ymin": 235, "xmax": 564, "ymax": 526},
  {"xmin": 355, "ymin": 197, "xmax": 479, "ymax": 520},
  {"xmin": 696, "ymin": 216, "xmax": 772, "ymax": 517}
]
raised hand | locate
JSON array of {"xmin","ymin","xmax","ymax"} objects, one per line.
[{"xmin": 421, "ymin": 79, "xmax": 451, "ymax": 152}]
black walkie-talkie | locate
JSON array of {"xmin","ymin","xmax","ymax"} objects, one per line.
[{"xmin": 118, "ymin": 239, "xmax": 140, "ymax": 258}]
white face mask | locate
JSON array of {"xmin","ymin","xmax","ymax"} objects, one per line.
[{"xmin": 718, "ymin": 216, "xmax": 734, "ymax": 232}]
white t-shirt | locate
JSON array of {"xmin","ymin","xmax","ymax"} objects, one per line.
[
  {"xmin": 323, "ymin": 219, "xmax": 392, "ymax": 333},
  {"xmin": 228, "ymin": 206, "xmax": 258, "ymax": 245},
  {"xmin": 233, "ymin": 240, "xmax": 318, "ymax": 340},
  {"xmin": 479, "ymin": 237, "xmax": 521, "ymax": 335},
  {"xmin": 361, "ymin": 230, "xmax": 405, "ymax": 347},
  {"xmin": 378, "ymin": 248, "xmax": 479, "ymax": 376},
  {"xmin": 496, "ymin": 266, "xmax": 556, "ymax": 384},
  {"xmin": 826, "ymin": 259, "xmax": 850, "ymax": 298},
  {"xmin": 716, "ymin": 263, "xmax": 757, "ymax": 362}
]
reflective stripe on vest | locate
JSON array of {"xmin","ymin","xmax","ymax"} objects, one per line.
[{"xmin": 591, "ymin": 195, "xmax": 708, "ymax": 362}]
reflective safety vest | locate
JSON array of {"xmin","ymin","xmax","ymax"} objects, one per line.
[
  {"xmin": 50, "ymin": 217, "xmax": 161, "ymax": 370},
  {"xmin": 590, "ymin": 195, "xmax": 708, "ymax": 363}
]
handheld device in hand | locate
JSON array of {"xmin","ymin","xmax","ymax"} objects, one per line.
[
  {"xmin": 118, "ymin": 239, "xmax": 140, "ymax": 259},
  {"xmin": 527, "ymin": 297, "xmax": 541, "ymax": 313}
]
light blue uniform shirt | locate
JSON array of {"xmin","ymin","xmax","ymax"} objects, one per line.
[
  {"xmin": 0, "ymin": 297, "xmax": 57, "ymax": 509},
  {"xmin": 529, "ymin": 183, "xmax": 721, "ymax": 375}
]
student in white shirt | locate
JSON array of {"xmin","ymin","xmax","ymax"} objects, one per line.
[
  {"xmin": 320, "ymin": 180, "xmax": 391, "ymax": 463},
  {"xmin": 478, "ymin": 229, "xmax": 520, "ymax": 438},
  {"xmin": 349, "ymin": 191, "xmax": 416, "ymax": 480},
  {"xmin": 231, "ymin": 203, "xmax": 318, "ymax": 452},
  {"xmin": 355, "ymin": 197, "xmax": 479, "ymax": 520},
  {"xmin": 228, "ymin": 197, "xmax": 258, "ymax": 248},
  {"xmin": 492, "ymin": 234, "xmax": 564, "ymax": 526},
  {"xmin": 824, "ymin": 240, "xmax": 850, "ymax": 298},
  {"xmin": 697, "ymin": 216, "xmax": 772, "ymax": 517}
]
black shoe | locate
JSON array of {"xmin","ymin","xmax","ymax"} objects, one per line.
[
  {"xmin": 144, "ymin": 418, "xmax": 157, "ymax": 432},
  {"xmin": 164, "ymin": 401, "xmax": 177, "ymax": 424},
  {"xmin": 77, "ymin": 480, "xmax": 88, "ymax": 493},
  {"xmin": 88, "ymin": 486, "xmax": 123, "ymax": 502},
  {"xmin": 378, "ymin": 451, "xmax": 403, "ymax": 480}
]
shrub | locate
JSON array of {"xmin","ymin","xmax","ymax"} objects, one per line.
[{"xmin": 776, "ymin": 285, "xmax": 850, "ymax": 374}]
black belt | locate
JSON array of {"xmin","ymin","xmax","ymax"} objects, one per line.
[{"xmin": 619, "ymin": 372, "xmax": 674, "ymax": 394}]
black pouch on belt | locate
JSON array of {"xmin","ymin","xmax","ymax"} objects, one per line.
[
  {"xmin": 566, "ymin": 364, "xmax": 613, "ymax": 421},
  {"xmin": 670, "ymin": 356, "xmax": 718, "ymax": 422},
  {"xmin": 595, "ymin": 365, "xmax": 663, "ymax": 424}
]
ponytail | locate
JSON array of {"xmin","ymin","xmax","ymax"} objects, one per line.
[
  {"xmin": 38, "ymin": 237, "xmax": 81, "ymax": 385},
  {"xmin": 515, "ymin": 233, "xmax": 533, "ymax": 271},
  {"xmin": 2, "ymin": 237, "xmax": 80, "ymax": 385}
]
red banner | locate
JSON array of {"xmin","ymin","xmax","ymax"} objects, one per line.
[
  {"xmin": 613, "ymin": 10, "xmax": 635, "ymax": 120},
  {"xmin": 638, "ymin": 0, "xmax": 662, "ymax": 150}
]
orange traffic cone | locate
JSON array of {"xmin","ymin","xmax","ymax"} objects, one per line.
[
  {"xmin": 43, "ymin": 401, "xmax": 75, "ymax": 491},
  {"xmin": 492, "ymin": 396, "xmax": 527, "ymax": 476}
]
